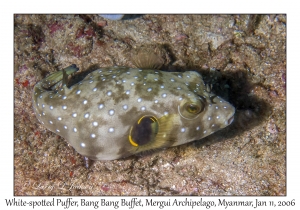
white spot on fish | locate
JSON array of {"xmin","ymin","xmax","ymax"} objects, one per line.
[
  {"xmin": 147, "ymin": 88, "xmax": 152, "ymax": 92},
  {"xmin": 123, "ymin": 105, "xmax": 128, "ymax": 110},
  {"xmin": 162, "ymin": 93, "xmax": 167, "ymax": 98},
  {"xmin": 109, "ymin": 110, "xmax": 115, "ymax": 116},
  {"xmin": 93, "ymin": 122, "xmax": 98, "ymax": 126},
  {"xmin": 83, "ymin": 100, "xmax": 88, "ymax": 105},
  {"xmin": 91, "ymin": 134, "xmax": 96, "ymax": 138},
  {"xmin": 107, "ymin": 91, "xmax": 112, "ymax": 96},
  {"xmin": 58, "ymin": 117, "xmax": 62, "ymax": 121},
  {"xmin": 108, "ymin": 127, "xmax": 114, "ymax": 133},
  {"xmin": 73, "ymin": 128, "xmax": 77, "ymax": 132},
  {"xmin": 81, "ymin": 143, "xmax": 86, "ymax": 147},
  {"xmin": 93, "ymin": 88, "xmax": 97, "ymax": 91},
  {"xmin": 84, "ymin": 113, "xmax": 90, "ymax": 118},
  {"xmin": 76, "ymin": 90, "xmax": 81, "ymax": 94},
  {"xmin": 181, "ymin": 128, "xmax": 186, "ymax": 133},
  {"xmin": 141, "ymin": 106, "xmax": 146, "ymax": 111},
  {"xmin": 64, "ymin": 125, "xmax": 67, "ymax": 129},
  {"xmin": 99, "ymin": 104, "xmax": 104, "ymax": 109},
  {"xmin": 62, "ymin": 105, "xmax": 67, "ymax": 110},
  {"xmin": 137, "ymin": 98, "xmax": 142, "ymax": 102},
  {"xmin": 72, "ymin": 113, "xmax": 77, "ymax": 117}
]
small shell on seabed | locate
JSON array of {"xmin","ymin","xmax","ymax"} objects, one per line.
[
  {"xmin": 129, "ymin": 45, "xmax": 169, "ymax": 70},
  {"xmin": 267, "ymin": 120, "xmax": 278, "ymax": 134}
]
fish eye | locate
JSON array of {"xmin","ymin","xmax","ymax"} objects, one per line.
[
  {"xmin": 179, "ymin": 100, "xmax": 204, "ymax": 120},
  {"xmin": 186, "ymin": 103, "xmax": 201, "ymax": 114},
  {"xmin": 129, "ymin": 116, "xmax": 159, "ymax": 147}
]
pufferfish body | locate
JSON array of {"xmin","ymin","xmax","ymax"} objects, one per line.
[{"xmin": 32, "ymin": 64, "xmax": 235, "ymax": 160}]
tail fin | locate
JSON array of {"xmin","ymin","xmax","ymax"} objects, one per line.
[{"xmin": 41, "ymin": 64, "xmax": 79, "ymax": 90}]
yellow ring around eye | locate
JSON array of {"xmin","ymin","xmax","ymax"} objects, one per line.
[
  {"xmin": 137, "ymin": 116, "xmax": 145, "ymax": 124},
  {"xmin": 129, "ymin": 127, "xmax": 139, "ymax": 147},
  {"xmin": 128, "ymin": 115, "xmax": 159, "ymax": 147},
  {"xmin": 137, "ymin": 116, "xmax": 157, "ymax": 124}
]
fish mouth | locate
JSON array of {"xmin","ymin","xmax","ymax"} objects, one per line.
[{"xmin": 227, "ymin": 115, "xmax": 234, "ymax": 125}]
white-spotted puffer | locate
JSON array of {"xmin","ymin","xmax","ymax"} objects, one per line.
[{"xmin": 32, "ymin": 64, "xmax": 235, "ymax": 160}]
